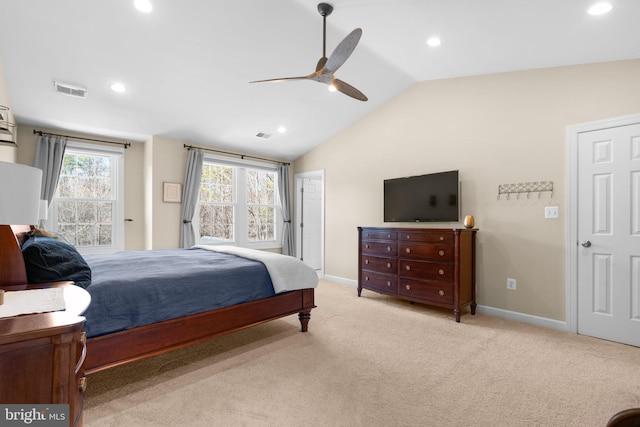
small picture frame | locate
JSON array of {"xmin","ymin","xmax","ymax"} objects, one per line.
[{"xmin": 163, "ymin": 182, "xmax": 182, "ymax": 203}]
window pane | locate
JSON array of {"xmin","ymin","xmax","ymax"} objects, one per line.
[
  {"xmin": 76, "ymin": 224, "xmax": 95, "ymax": 247},
  {"xmin": 199, "ymin": 164, "xmax": 233, "ymax": 203},
  {"xmin": 247, "ymin": 170, "xmax": 275, "ymax": 204},
  {"xmin": 199, "ymin": 204, "xmax": 234, "ymax": 243},
  {"xmin": 248, "ymin": 206, "xmax": 274, "ymax": 241},
  {"xmin": 56, "ymin": 150, "xmax": 115, "ymax": 248},
  {"xmin": 247, "ymin": 169, "xmax": 276, "ymax": 242}
]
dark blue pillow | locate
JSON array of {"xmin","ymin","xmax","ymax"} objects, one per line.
[{"xmin": 21, "ymin": 236, "xmax": 92, "ymax": 288}]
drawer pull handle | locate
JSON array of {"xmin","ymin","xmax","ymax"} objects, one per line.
[
  {"xmin": 365, "ymin": 276, "xmax": 369, "ymax": 281},
  {"xmin": 75, "ymin": 332, "xmax": 87, "ymax": 374},
  {"xmin": 439, "ymin": 269, "xmax": 445, "ymax": 275},
  {"xmin": 387, "ymin": 281, "xmax": 392, "ymax": 287},
  {"xmin": 365, "ymin": 244, "xmax": 369, "ymax": 249},
  {"xmin": 405, "ymin": 265, "xmax": 411, "ymax": 271},
  {"xmin": 79, "ymin": 376, "xmax": 87, "ymax": 393},
  {"xmin": 387, "ymin": 234, "xmax": 391, "ymax": 238},
  {"xmin": 439, "ymin": 290, "xmax": 445, "ymax": 296},
  {"xmin": 439, "ymin": 250, "xmax": 445, "ymax": 256},
  {"xmin": 439, "ymin": 236, "xmax": 444, "ymax": 241},
  {"xmin": 406, "ymin": 248, "xmax": 411, "ymax": 254},
  {"xmin": 387, "ymin": 246, "xmax": 391, "ymax": 252},
  {"xmin": 406, "ymin": 285, "xmax": 411, "ymax": 291},
  {"xmin": 365, "ymin": 259, "xmax": 369, "ymax": 264},
  {"xmin": 387, "ymin": 263, "xmax": 391, "ymax": 268},
  {"xmin": 406, "ymin": 235, "xmax": 411, "ymax": 240}
]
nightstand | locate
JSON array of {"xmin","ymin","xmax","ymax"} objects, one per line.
[{"xmin": 0, "ymin": 282, "xmax": 90, "ymax": 427}]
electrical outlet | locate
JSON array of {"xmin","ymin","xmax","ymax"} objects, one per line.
[
  {"xmin": 507, "ymin": 278, "xmax": 517, "ymax": 290},
  {"xmin": 545, "ymin": 206, "xmax": 559, "ymax": 219}
]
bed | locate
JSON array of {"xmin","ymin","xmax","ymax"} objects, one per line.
[{"xmin": 2, "ymin": 225, "xmax": 317, "ymax": 374}]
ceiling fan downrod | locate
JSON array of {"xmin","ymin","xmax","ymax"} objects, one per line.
[{"xmin": 318, "ymin": 3, "xmax": 333, "ymax": 59}]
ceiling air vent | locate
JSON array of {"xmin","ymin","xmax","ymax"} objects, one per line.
[
  {"xmin": 256, "ymin": 132, "xmax": 272, "ymax": 139},
  {"xmin": 53, "ymin": 80, "xmax": 88, "ymax": 98}
]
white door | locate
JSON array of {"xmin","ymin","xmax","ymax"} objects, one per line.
[
  {"xmin": 295, "ymin": 171, "xmax": 324, "ymax": 275},
  {"xmin": 577, "ymin": 122, "xmax": 640, "ymax": 347}
]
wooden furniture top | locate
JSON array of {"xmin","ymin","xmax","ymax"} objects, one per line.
[{"xmin": 0, "ymin": 282, "xmax": 90, "ymax": 345}]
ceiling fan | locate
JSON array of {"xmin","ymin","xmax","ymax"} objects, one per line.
[{"xmin": 250, "ymin": 2, "xmax": 368, "ymax": 102}]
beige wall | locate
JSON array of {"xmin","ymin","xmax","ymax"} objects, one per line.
[
  {"xmin": 145, "ymin": 136, "xmax": 189, "ymax": 249},
  {"xmin": 294, "ymin": 59, "xmax": 640, "ymax": 322}
]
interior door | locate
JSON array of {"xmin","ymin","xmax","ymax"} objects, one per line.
[
  {"xmin": 577, "ymin": 122, "xmax": 640, "ymax": 347},
  {"xmin": 295, "ymin": 171, "xmax": 324, "ymax": 275},
  {"xmin": 300, "ymin": 177, "xmax": 322, "ymax": 271}
]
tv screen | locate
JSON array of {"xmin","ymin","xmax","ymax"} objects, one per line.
[{"xmin": 384, "ymin": 170, "xmax": 459, "ymax": 222}]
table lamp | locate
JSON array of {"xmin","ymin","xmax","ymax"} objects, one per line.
[{"xmin": 0, "ymin": 161, "xmax": 42, "ymax": 287}]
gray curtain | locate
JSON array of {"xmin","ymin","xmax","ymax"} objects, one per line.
[
  {"xmin": 278, "ymin": 164, "xmax": 294, "ymax": 256},
  {"xmin": 180, "ymin": 149, "xmax": 204, "ymax": 248},
  {"xmin": 34, "ymin": 134, "xmax": 67, "ymax": 227}
]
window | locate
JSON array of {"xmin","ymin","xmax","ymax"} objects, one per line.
[
  {"xmin": 196, "ymin": 157, "xmax": 280, "ymax": 248},
  {"xmin": 50, "ymin": 142, "xmax": 124, "ymax": 254}
]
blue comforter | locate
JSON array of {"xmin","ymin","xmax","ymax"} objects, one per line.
[{"xmin": 82, "ymin": 248, "xmax": 275, "ymax": 338}]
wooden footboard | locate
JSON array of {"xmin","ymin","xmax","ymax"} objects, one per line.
[{"xmin": 85, "ymin": 288, "xmax": 315, "ymax": 374}]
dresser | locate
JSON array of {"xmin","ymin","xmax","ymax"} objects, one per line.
[
  {"xmin": 0, "ymin": 283, "xmax": 90, "ymax": 427},
  {"xmin": 358, "ymin": 227, "xmax": 477, "ymax": 322}
]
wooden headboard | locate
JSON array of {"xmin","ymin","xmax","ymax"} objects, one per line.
[{"xmin": 0, "ymin": 225, "xmax": 33, "ymax": 289}]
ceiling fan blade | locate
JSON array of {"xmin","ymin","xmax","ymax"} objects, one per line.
[
  {"xmin": 323, "ymin": 28, "xmax": 362, "ymax": 74},
  {"xmin": 250, "ymin": 76, "xmax": 310, "ymax": 84},
  {"xmin": 315, "ymin": 56, "xmax": 328, "ymax": 72},
  {"xmin": 332, "ymin": 78, "xmax": 368, "ymax": 102}
]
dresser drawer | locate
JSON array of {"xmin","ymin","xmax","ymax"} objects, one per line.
[
  {"xmin": 361, "ymin": 229, "xmax": 398, "ymax": 241},
  {"xmin": 360, "ymin": 271, "xmax": 397, "ymax": 294},
  {"xmin": 361, "ymin": 241, "xmax": 397, "ymax": 257},
  {"xmin": 361, "ymin": 256, "xmax": 396, "ymax": 274},
  {"xmin": 399, "ymin": 231, "xmax": 454, "ymax": 244},
  {"xmin": 400, "ymin": 243, "xmax": 454, "ymax": 262},
  {"xmin": 399, "ymin": 260, "xmax": 453, "ymax": 281},
  {"xmin": 399, "ymin": 279, "xmax": 454, "ymax": 304}
]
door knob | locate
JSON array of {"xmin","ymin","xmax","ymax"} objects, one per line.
[{"xmin": 581, "ymin": 240, "xmax": 592, "ymax": 248}]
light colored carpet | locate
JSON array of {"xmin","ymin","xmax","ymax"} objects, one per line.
[{"xmin": 84, "ymin": 280, "xmax": 640, "ymax": 427}]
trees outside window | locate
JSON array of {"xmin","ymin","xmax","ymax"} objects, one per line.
[
  {"xmin": 197, "ymin": 159, "xmax": 279, "ymax": 248},
  {"xmin": 51, "ymin": 143, "xmax": 124, "ymax": 253}
]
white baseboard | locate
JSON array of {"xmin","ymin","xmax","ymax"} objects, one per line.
[
  {"xmin": 473, "ymin": 305, "xmax": 567, "ymax": 331},
  {"xmin": 323, "ymin": 275, "xmax": 357, "ymax": 287},
  {"xmin": 322, "ymin": 276, "xmax": 568, "ymax": 332}
]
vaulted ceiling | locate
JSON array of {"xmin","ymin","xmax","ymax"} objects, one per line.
[{"xmin": 1, "ymin": 0, "xmax": 638, "ymax": 160}]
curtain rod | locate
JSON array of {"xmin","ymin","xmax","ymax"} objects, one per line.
[
  {"xmin": 33, "ymin": 130, "xmax": 131, "ymax": 149},
  {"xmin": 183, "ymin": 144, "xmax": 290, "ymax": 166}
]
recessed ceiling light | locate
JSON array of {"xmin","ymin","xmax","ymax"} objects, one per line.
[
  {"xmin": 426, "ymin": 37, "xmax": 441, "ymax": 47},
  {"xmin": 277, "ymin": 126, "xmax": 287, "ymax": 133},
  {"xmin": 110, "ymin": 82, "xmax": 127, "ymax": 93},
  {"xmin": 588, "ymin": 2, "xmax": 613, "ymax": 15},
  {"xmin": 134, "ymin": 0, "xmax": 152, "ymax": 13}
]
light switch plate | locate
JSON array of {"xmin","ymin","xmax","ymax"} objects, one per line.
[{"xmin": 545, "ymin": 206, "xmax": 559, "ymax": 219}]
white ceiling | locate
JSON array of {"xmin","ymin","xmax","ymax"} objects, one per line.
[{"xmin": 1, "ymin": 0, "xmax": 638, "ymax": 160}]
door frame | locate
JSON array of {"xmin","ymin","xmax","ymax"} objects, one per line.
[
  {"xmin": 566, "ymin": 113, "xmax": 640, "ymax": 333},
  {"xmin": 294, "ymin": 169, "xmax": 325, "ymax": 278}
]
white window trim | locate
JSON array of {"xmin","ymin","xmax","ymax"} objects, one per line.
[
  {"xmin": 49, "ymin": 141, "xmax": 125, "ymax": 254},
  {"xmin": 195, "ymin": 154, "xmax": 282, "ymax": 250}
]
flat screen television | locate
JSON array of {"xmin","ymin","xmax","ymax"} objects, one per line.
[{"xmin": 384, "ymin": 170, "xmax": 459, "ymax": 222}]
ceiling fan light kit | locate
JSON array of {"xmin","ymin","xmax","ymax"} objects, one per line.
[{"xmin": 250, "ymin": 2, "xmax": 368, "ymax": 102}]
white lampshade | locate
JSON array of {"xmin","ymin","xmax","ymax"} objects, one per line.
[
  {"xmin": 38, "ymin": 199, "xmax": 49, "ymax": 221},
  {"xmin": 0, "ymin": 161, "xmax": 43, "ymax": 225}
]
